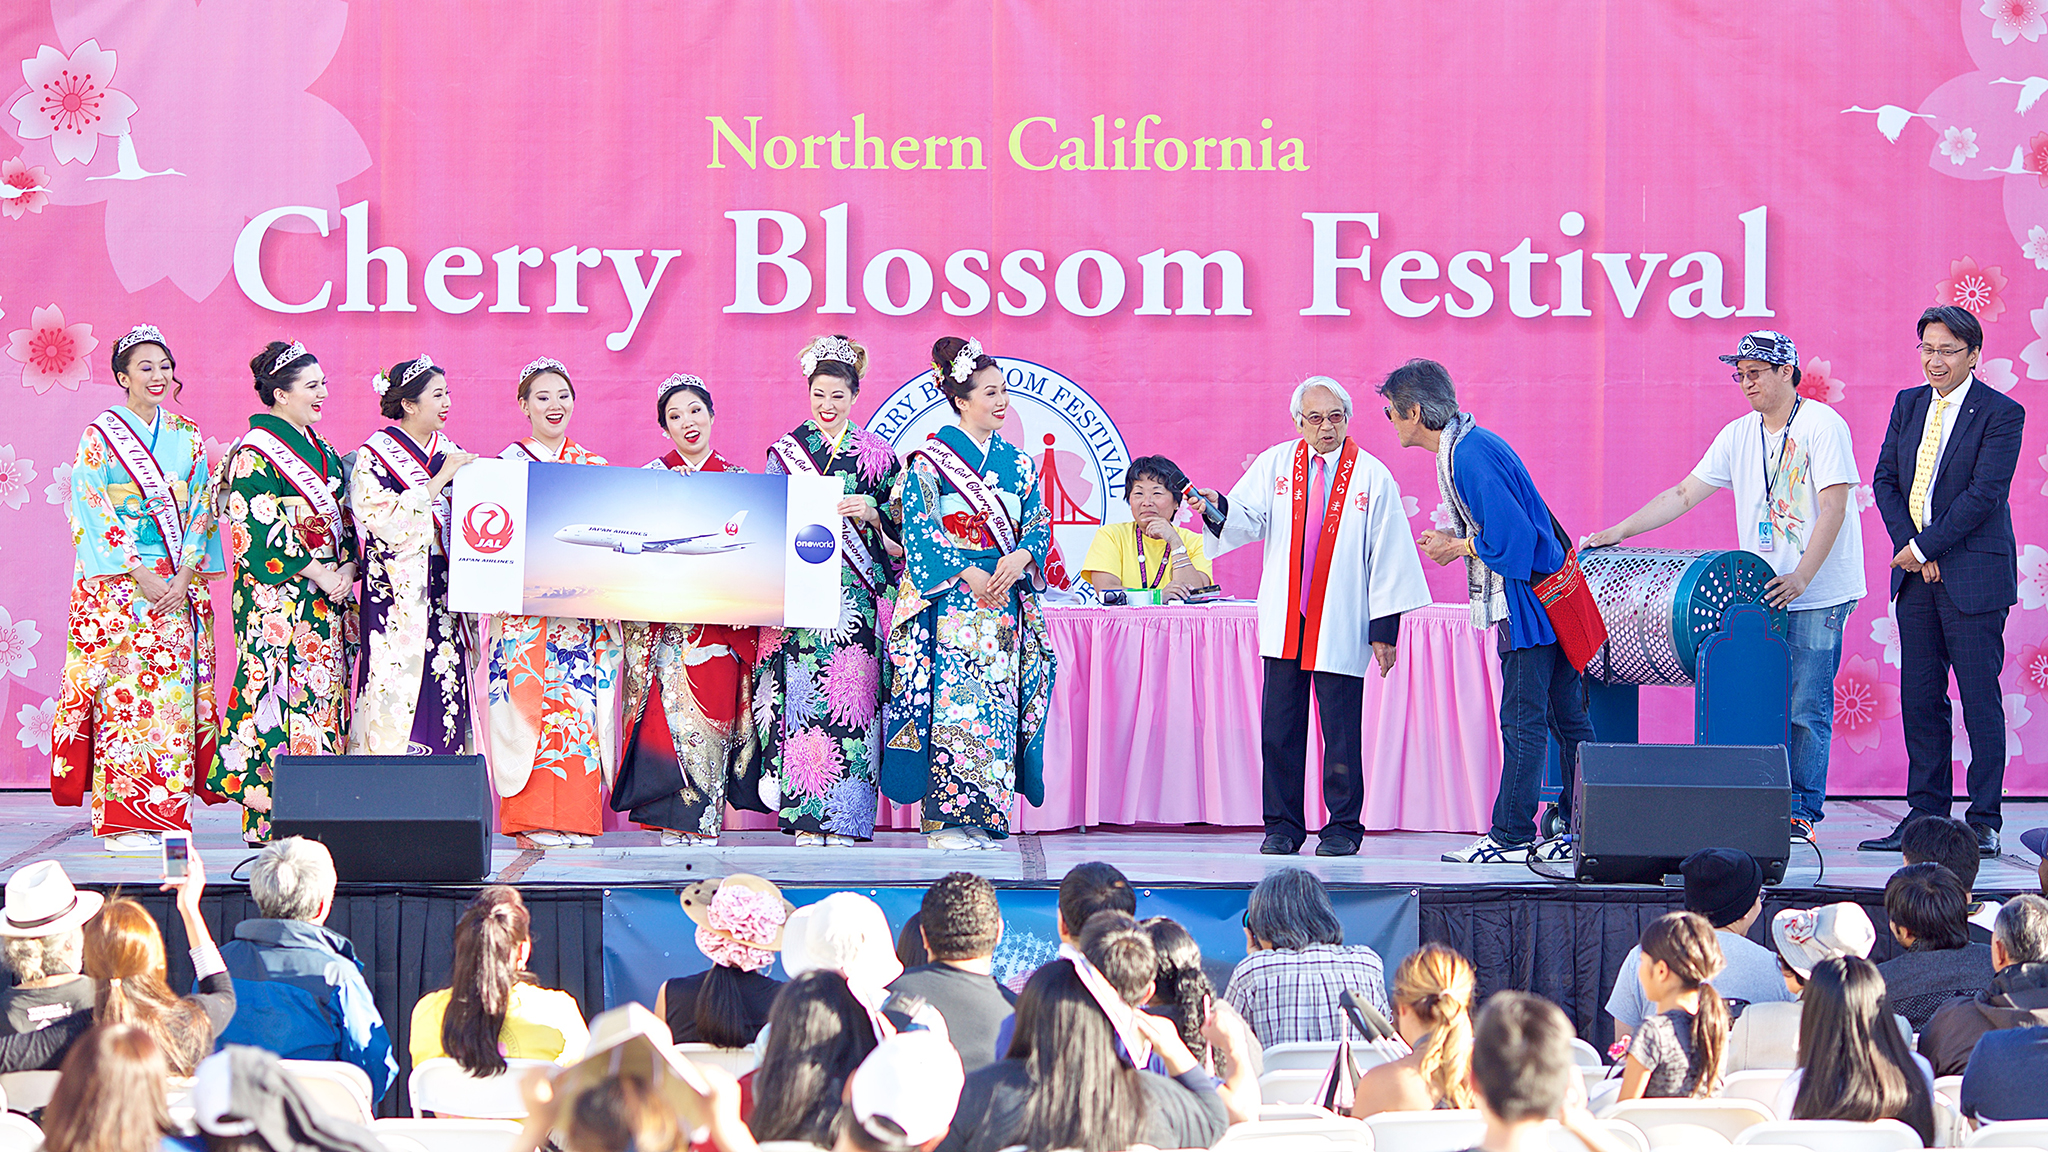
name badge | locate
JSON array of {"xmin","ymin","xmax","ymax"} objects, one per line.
[{"xmin": 1756, "ymin": 519, "xmax": 1775, "ymax": 553}]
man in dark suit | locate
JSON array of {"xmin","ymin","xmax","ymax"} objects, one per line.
[{"xmin": 1861, "ymin": 305, "xmax": 2027, "ymax": 857}]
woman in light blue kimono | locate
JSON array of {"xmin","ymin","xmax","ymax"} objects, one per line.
[{"xmin": 879, "ymin": 336, "xmax": 1057, "ymax": 850}]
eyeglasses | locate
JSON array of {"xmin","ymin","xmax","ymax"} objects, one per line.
[
  {"xmin": 1916, "ymin": 343, "xmax": 1970, "ymax": 358},
  {"xmin": 1383, "ymin": 406, "xmax": 1394, "ymax": 421},
  {"xmin": 1241, "ymin": 910, "xmax": 1252, "ymax": 929},
  {"xmin": 1299, "ymin": 411, "xmax": 1346, "ymax": 427},
  {"xmin": 1728, "ymin": 367, "xmax": 1784, "ymax": 384}
]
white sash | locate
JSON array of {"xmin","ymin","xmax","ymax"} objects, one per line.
[
  {"xmin": 239, "ymin": 427, "xmax": 344, "ymax": 528},
  {"xmin": 509, "ymin": 439, "xmax": 548, "ymax": 462},
  {"xmin": 90, "ymin": 410, "xmax": 184, "ymax": 561},
  {"xmin": 771, "ymin": 432, "xmax": 881, "ymax": 594},
  {"xmin": 365, "ymin": 430, "xmax": 451, "ymax": 553},
  {"xmin": 912, "ymin": 437, "xmax": 1018, "ymax": 555}
]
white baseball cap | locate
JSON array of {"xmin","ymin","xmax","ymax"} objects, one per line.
[
  {"xmin": 1771, "ymin": 902, "xmax": 1877, "ymax": 978},
  {"xmin": 848, "ymin": 1031, "xmax": 965, "ymax": 1149}
]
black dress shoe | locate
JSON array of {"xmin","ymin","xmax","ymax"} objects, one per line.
[
  {"xmin": 1858, "ymin": 814, "xmax": 1923, "ymax": 852},
  {"xmin": 1259, "ymin": 833, "xmax": 1301, "ymax": 855},
  {"xmin": 1973, "ymin": 824, "xmax": 2000, "ymax": 857},
  {"xmin": 1315, "ymin": 835, "xmax": 1360, "ymax": 857}
]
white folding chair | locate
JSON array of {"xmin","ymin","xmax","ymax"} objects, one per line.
[
  {"xmin": 1934, "ymin": 1076, "xmax": 1965, "ymax": 1106},
  {"xmin": 1719, "ymin": 1069, "xmax": 1794, "ymax": 1119},
  {"xmin": 1218, "ymin": 1116, "xmax": 1374, "ymax": 1149},
  {"xmin": 1968, "ymin": 1119, "xmax": 2048, "ymax": 1148},
  {"xmin": 1263, "ymin": 1041, "xmax": 1346, "ymax": 1072},
  {"xmin": 1570, "ymin": 1037, "xmax": 1607, "ymax": 1069},
  {"xmin": 1261, "ymin": 1104, "xmax": 1342, "ymax": 1121},
  {"xmin": 0, "ymin": 1113, "xmax": 39, "ymax": 1152},
  {"xmin": 372, "ymin": 1117, "xmax": 525, "ymax": 1152},
  {"xmin": 1733, "ymin": 1119, "xmax": 1923, "ymax": 1152},
  {"xmin": 1259, "ymin": 1068, "xmax": 1330, "ymax": 1105},
  {"xmin": 1599, "ymin": 1098, "xmax": 1774, "ymax": 1144},
  {"xmin": 280, "ymin": 1059, "xmax": 375, "ymax": 1125},
  {"xmin": 675, "ymin": 1043, "xmax": 760, "ymax": 1076},
  {"xmin": 0, "ymin": 1071, "xmax": 59, "ymax": 1114},
  {"xmin": 1362, "ymin": 1109, "xmax": 1489, "ymax": 1152},
  {"xmin": 407, "ymin": 1056, "xmax": 557, "ymax": 1119},
  {"xmin": 1548, "ymin": 1118, "xmax": 1651, "ymax": 1152}
]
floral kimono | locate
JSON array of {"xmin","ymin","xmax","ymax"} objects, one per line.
[
  {"xmin": 488, "ymin": 437, "xmax": 625, "ymax": 837},
  {"xmin": 614, "ymin": 450, "xmax": 762, "ymax": 835},
  {"xmin": 348, "ymin": 427, "xmax": 474, "ymax": 756},
  {"xmin": 879, "ymin": 424, "xmax": 1057, "ymax": 837},
  {"xmin": 752, "ymin": 420, "xmax": 903, "ymax": 838},
  {"xmin": 213, "ymin": 413, "xmax": 359, "ymax": 840},
  {"xmin": 52, "ymin": 406, "xmax": 224, "ymax": 836}
]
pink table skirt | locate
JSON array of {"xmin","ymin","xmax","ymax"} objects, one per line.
[{"xmin": 697, "ymin": 601, "xmax": 1502, "ymax": 835}]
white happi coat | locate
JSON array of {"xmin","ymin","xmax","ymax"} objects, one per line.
[{"xmin": 1207, "ymin": 437, "xmax": 1432, "ymax": 678}]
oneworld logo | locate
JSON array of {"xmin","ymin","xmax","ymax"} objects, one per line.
[
  {"xmin": 463, "ymin": 502, "xmax": 516, "ymax": 554},
  {"xmin": 792, "ymin": 523, "xmax": 837, "ymax": 564}
]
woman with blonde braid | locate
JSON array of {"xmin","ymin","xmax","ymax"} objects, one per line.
[
  {"xmin": 1350, "ymin": 943, "xmax": 1478, "ymax": 1116},
  {"xmin": 1618, "ymin": 912, "xmax": 1729, "ymax": 1100}
]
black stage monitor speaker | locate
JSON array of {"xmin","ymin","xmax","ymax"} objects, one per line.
[
  {"xmin": 272, "ymin": 754, "xmax": 491, "ymax": 883},
  {"xmin": 1572, "ymin": 743, "xmax": 1790, "ymax": 885}
]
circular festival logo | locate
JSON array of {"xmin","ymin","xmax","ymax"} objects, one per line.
[
  {"xmin": 462, "ymin": 502, "xmax": 516, "ymax": 554},
  {"xmin": 793, "ymin": 523, "xmax": 837, "ymax": 564},
  {"xmin": 869, "ymin": 357, "xmax": 1131, "ymax": 584}
]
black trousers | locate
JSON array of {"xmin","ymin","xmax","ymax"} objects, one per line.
[
  {"xmin": 1898, "ymin": 574, "xmax": 2010, "ymax": 830},
  {"xmin": 1260, "ymin": 653, "xmax": 1364, "ymax": 844}
]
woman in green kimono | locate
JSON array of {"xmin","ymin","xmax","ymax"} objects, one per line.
[
  {"xmin": 879, "ymin": 336, "xmax": 1056, "ymax": 850},
  {"xmin": 211, "ymin": 341, "xmax": 359, "ymax": 843}
]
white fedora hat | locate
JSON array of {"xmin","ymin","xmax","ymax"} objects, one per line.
[
  {"xmin": 0, "ymin": 860, "xmax": 104, "ymax": 938},
  {"xmin": 781, "ymin": 892, "xmax": 902, "ymax": 994}
]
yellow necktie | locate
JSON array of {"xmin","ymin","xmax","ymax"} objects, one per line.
[{"xmin": 1908, "ymin": 395, "xmax": 1950, "ymax": 530}]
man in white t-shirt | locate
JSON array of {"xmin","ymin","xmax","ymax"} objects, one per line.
[{"xmin": 1587, "ymin": 331, "xmax": 1865, "ymax": 838}]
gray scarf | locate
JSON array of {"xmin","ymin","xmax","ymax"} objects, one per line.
[{"xmin": 1434, "ymin": 411, "xmax": 1509, "ymax": 630}]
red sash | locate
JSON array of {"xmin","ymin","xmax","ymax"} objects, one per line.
[
  {"xmin": 1282, "ymin": 438, "xmax": 1360, "ymax": 667},
  {"xmin": 771, "ymin": 431, "xmax": 882, "ymax": 595}
]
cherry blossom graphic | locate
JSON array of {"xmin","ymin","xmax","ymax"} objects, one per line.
[
  {"xmin": 2020, "ymin": 543, "xmax": 2048, "ymax": 609},
  {"xmin": 1835, "ymin": 654, "xmax": 1902, "ymax": 754},
  {"xmin": 1402, "ymin": 494, "xmax": 1419, "ymax": 518},
  {"xmin": 1981, "ymin": 357, "xmax": 2020, "ymax": 392},
  {"xmin": 2018, "ymin": 641, "xmax": 2048, "ymax": 698},
  {"xmin": 7, "ymin": 39, "xmax": 134, "ymax": 167},
  {"xmin": 1797, "ymin": 357, "xmax": 1846, "ymax": 403},
  {"xmin": 2040, "ymin": 445, "xmax": 2048, "ymax": 494},
  {"xmin": 0, "ymin": 604, "xmax": 39, "ymax": 679},
  {"xmin": 2022, "ymin": 297, "xmax": 2048, "ymax": 380},
  {"xmin": 0, "ymin": 446, "xmax": 34, "ymax": 510},
  {"xmin": 1941, "ymin": 124, "xmax": 1982, "ymax": 163},
  {"xmin": 0, "ymin": 156, "xmax": 49, "ymax": 217},
  {"xmin": 1431, "ymin": 503, "xmax": 1457, "ymax": 531},
  {"xmin": 1935, "ymin": 256, "xmax": 2009, "ymax": 321},
  {"xmin": 2027, "ymin": 225, "xmax": 2048, "ymax": 268},
  {"xmin": 5, "ymin": 304, "xmax": 95, "ymax": 394},
  {"xmin": 1871, "ymin": 608, "xmax": 1902, "ymax": 668},
  {"xmin": 1852, "ymin": 484, "xmax": 1876, "ymax": 513},
  {"xmin": 13, "ymin": 696, "xmax": 53, "ymax": 756},
  {"xmin": 2026, "ymin": 132, "xmax": 2048, "ymax": 186},
  {"xmin": 1, "ymin": 1, "xmax": 370, "ymax": 299},
  {"xmin": 1952, "ymin": 692, "xmax": 2031, "ymax": 766},
  {"xmin": 42, "ymin": 460, "xmax": 67, "ymax": 505},
  {"xmin": 1984, "ymin": 0, "xmax": 2048, "ymax": 43}
]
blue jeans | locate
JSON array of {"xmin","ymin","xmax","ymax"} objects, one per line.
[
  {"xmin": 1491, "ymin": 635, "xmax": 1597, "ymax": 846},
  {"xmin": 1785, "ymin": 599, "xmax": 1856, "ymax": 824}
]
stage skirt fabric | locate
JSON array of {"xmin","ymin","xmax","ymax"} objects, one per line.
[
  {"xmin": 615, "ymin": 622, "xmax": 759, "ymax": 834},
  {"xmin": 347, "ymin": 428, "xmax": 472, "ymax": 757},
  {"xmin": 213, "ymin": 416, "xmax": 359, "ymax": 842},
  {"xmin": 51, "ymin": 409, "xmax": 224, "ymax": 836},
  {"xmin": 751, "ymin": 420, "xmax": 902, "ymax": 838}
]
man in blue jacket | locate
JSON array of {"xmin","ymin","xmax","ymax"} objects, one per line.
[{"xmin": 215, "ymin": 837, "xmax": 397, "ymax": 1103}]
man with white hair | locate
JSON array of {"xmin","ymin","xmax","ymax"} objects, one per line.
[
  {"xmin": 1195, "ymin": 376, "xmax": 1430, "ymax": 856},
  {"xmin": 215, "ymin": 836, "xmax": 397, "ymax": 1103}
]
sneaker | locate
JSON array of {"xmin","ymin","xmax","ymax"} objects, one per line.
[
  {"xmin": 1530, "ymin": 837, "xmax": 1574, "ymax": 863},
  {"xmin": 794, "ymin": 832, "xmax": 828, "ymax": 847},
  {"xmin": 927, "ymin": 828, "xmax": 977, "ymax": 850},
  {"xmin": 102, "ymin": 832, "xmax": 159, "ymax": 855},
  {"xmin": 1790, "ymin": 817, "xmax": 1814, "ymax": 842},
  {"xmin": 1441, "ymin": 834, "xmax": 1529, "ymax": 864}
]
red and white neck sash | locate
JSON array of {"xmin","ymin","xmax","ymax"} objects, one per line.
[
  {"xmin": 90, "ymin": 410, "xmax": 185, "ymax": 561},
  {"xmin": 238, "ymin": 427, "xmax": 344, "ymax": 552},
  {"xmin": 1284, "ymin": 438, "xmax": 1361, "ymax": 665},
  {"xmin": 913, "ymin": 437, "xmax": 1018, "ymax": 555},
  {"xmin": 365, "ymin": 430, "xmax": 451, "ymax": 552},
  {"xmin": 772, "ymin": 432, "xmax": 881, "ymax": 594}
]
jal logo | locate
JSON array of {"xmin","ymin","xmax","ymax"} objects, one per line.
[
  {"xmin": 463, "ymin": 502, "xmax": 516, "ymax": 554},
  {"xmin": 793, "ymin": 523, "xmax": 837, "ymax": 564}
]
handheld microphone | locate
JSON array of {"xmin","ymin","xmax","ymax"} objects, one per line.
[{"xmin": 1180, "ymin": 481, "xmax": 1229, "ymax": 535}]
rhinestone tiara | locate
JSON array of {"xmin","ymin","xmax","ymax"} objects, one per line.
[
  {"xmin": 399, "ymin": 355, "xmax": 437, "ymax": 388},
  {"xmin": 114, "ymin": 324, "xmax": 167, "ymax": 358},
  {"xmin": 799, "ymin": 335, "xmax": 863, "ymax": 379},
  {"xmin": 520, "ymin": 356, "xmax": 570, "ymax": 383},
  {"xmin": 656, "ymin": 372, "xmax": 707, "ymax": 398},
  {"xmin": 270, "ymin": 340, "xmax": 308, "ymax": 377}
]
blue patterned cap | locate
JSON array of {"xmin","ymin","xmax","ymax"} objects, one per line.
[{"xmin": 1718, "ymin": 330, "xmax": 1798, "ymax": 367}]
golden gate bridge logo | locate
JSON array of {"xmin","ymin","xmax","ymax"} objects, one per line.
[{"xmin": 869, "ymin": 357, "xmax": 1130, "ymax": 586}]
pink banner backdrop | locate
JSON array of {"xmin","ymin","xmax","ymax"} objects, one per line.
[{"xmin": 1, "ymin": 1, "xmax": 2044, "ymax": 798}]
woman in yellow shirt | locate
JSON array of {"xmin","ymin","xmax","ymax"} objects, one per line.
[
  {"xmin": 1079, "ymin": 455, "xmax": 1213, "ymax": 601},
  {"xmin": 410, "ymin": 886, "xmax": 589, "ymax": 1071}
]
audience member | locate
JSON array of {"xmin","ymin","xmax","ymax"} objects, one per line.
[
  {"xmin": 217, "ymin": 836, "xmax": 397, "ymax": 1103},
  {"xmin": 410, "ymin": 886, "xmax": 588, "ymax": 1074},
  {"xmin": 887, "ymin": 873, "xmax": 1016, "ymax": 1073},
  {"xmin": 39, "ymin": 1024, "xmax": 199, "ymax": 1152},
  {"xmin": 895, "ymin": 911, "xmax": 928, "ymax": 970},
  {"xmin": 1779, "ymin": 957, "xmax": 1937, "ymax": 1145},
  {"xmin": 1351, "ymin": 943, "xmax": 1479, "ymax": 1116},
  {"xmin": 1959, "ymin": 1022, "xmax": 2048, "ymax": 1121},
  {"xmin": 513, "ymin": 1003, "xmax": 704, "ymax": 1152},
  {"xmin": 1464, "ymin": 992, "xmax": 1631, "ymax": 1152},
  {"xmin": 1140, "ymin": 916, "xmax": 1261, "ymax": 1082},
  {"xmin": 2024, "ymin": 826, "xmax": 2047, "ymax": 893},
  {"xmin": 88, "ymin": 846, "xmax": 234, "ymax": 1077},
  {"xmin": 0, "ymin": 860, "xmax": 100, "ymax": 1070},
  {"xmin": 1224, "ymin": 868, "xmax": 1389, "ymax": 1046},
  {"xmin": 1918, "ymin": 893, "xmax": 2048, "ymax": 1076},
  {"xmin": 750, "ymin": 969, "xmax": 882, "ymax": 1146},
  {"xmin": 1606, "ymin": 848, "xmax": 1791, "ymax": 1044},
  {"xmin": 1056, "ymin": 861, "xmax": 1135, "ymax": 943},
  {"xmin": 785, "ymin": 892, "xmax": 946, "ymax": 1038},
  {"xmin": 702, "ymin": 1030, "xmax": 969, "ymax": 1152},
  {"xmin": 1876, "ymin": 861, "xmax": 1995, "ymax": 1028},
  {"xmin": 657, "ymin": 874, "xmax": 791, "ymax": 1048},
  {"xmin": 185, "ymin": 1046, "xmax": 386, "ymax": 1151},
  {"xmin": 1904, "ymin": 814, "xmax": 1999, "ymax": 938},
  {"xmin": 938, "ymin": 957, "xmax": 1227, "ymax": 1152},
  {"xmin": 1081, "ymin": 912, "xmax": 1258, "ymax": 1123},
  {"xmin": 1617, "ymin": 911, "xmax": 1727, "ymax": 1100},
  {"xmin": 1726, "ymin": 901, "xmax": 1880, "ymax": 1071}
]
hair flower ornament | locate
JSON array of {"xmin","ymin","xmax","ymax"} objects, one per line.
[
  {"xmin": 930, "ymin": 337, "xmax": 985, "ymax": 387},
  {"xmin": 370, "ymin": 371, "xmax": 391, "ymax": 397}
]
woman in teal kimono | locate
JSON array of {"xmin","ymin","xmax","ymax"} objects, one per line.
[
  {"xmin": 754, "ymin": 335, "xmax": 903, "ymax": 845},
  {"xmin": 879, "ymin": 336, "xmax": 1056, "ymax": 850}
]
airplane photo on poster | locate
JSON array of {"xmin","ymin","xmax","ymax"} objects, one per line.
[{"xmin": 553, "ymin": 512, "xmax": 749, "ymax": 556}]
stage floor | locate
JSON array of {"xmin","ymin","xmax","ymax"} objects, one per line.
[{"xmin": 4, "ymin": 792, "xmax": 2043, "ymax": 893}]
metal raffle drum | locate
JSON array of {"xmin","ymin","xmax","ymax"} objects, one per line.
[{"xmin": 1580, "ymin": 547, "xmax": 1787, "ymax": 687}]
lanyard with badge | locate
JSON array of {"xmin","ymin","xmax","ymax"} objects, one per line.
[{"xmin": 1756, "ymin": 396, "xmax": 1801, "ymax": 553}]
